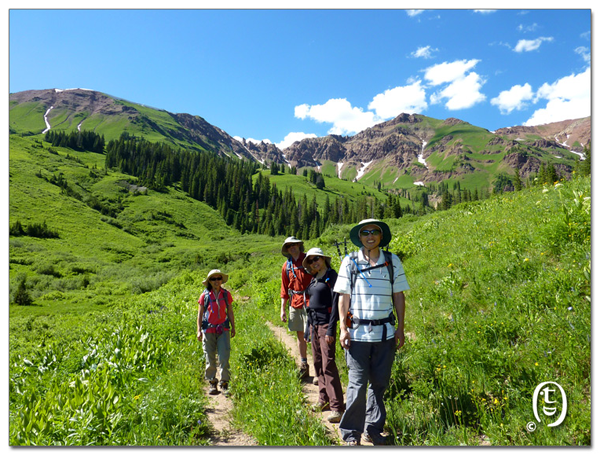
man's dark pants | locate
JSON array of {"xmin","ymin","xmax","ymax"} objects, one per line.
[{"xmin": 339, "ymin": 338, "xmax": 396, "ymax": 443}]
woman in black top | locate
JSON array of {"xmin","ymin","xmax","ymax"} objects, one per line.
[{"xmin": 303, "ymin": 248, "xmax": 345, "ymax": 423}]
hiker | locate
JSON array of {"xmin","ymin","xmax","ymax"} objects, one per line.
[
  {"xmin": 303, "ymin": 247, "xmax": 345, "ymax": 423},
  {"xmin": 333, "ymin": 219, "xmax": 410, "ymax": 445},
  {"xmin": 280, "ymin": 236, "xmax": 313, "ymax": 379},
  {"xmin": 197, "ymin": 269, "xmax": 236, "ymax": 396}
]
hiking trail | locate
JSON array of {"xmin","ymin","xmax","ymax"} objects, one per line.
[
  {"xmin": 203, "ymin": 382, "xmax": 257, "ymax": 446},
  {"xmin": 266, "ymin": 320, "xmax": 349, "ymax": 446}
]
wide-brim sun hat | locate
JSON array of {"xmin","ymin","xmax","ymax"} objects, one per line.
[
  {"xmin": 349, "ymin": 218, "xmax": 392, "ymax": 248},
  {"xmin": 202, "ymin": 269, "xmax": 229, "ymax": 286},
  {"xmin": 302, "ymin": 247, "xmax": 332, "ymax": 270},
  {"xmin": 281, "ymin": 236, "xmax": 304, "ymax": 257}
]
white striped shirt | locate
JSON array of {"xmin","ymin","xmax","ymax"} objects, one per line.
[{"xmin": 333, "ymin": 249, "xmax": 409, "ymax": 342}]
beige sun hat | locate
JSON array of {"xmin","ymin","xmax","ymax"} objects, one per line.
[
  {"xmin": 202, "ymin": 269, "xmax": 229, "ymax": 286},
  {"xmin": 281, "ymin": 236, "xmax": 304, "ymax": 257},
  {"xmin": 302, "ymin": 247, "xmax": 332, "ymax": 270}
]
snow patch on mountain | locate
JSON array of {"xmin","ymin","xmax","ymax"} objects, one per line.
[{"xmin": 355, "ymin": 160, "xmax": 373, "ymax": 181}]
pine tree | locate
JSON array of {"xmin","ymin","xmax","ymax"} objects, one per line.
[
  {"xmin": 513, "ymin": 167, "xmax": 523, "ymax": 191},
  {"xmin": 13, "ymin": 276, "xmax": 33, "ymax": 306}
]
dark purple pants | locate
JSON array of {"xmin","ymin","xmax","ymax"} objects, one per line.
[{"xmin": 311, "ymin": 324, "xmax": 345, "ymax": 412}]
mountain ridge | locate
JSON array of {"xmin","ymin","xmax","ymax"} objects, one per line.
[{"xmin": 10, "ymin": 88, "xmax": 590, "ymax": 190}]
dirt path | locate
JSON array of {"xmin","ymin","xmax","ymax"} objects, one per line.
[
  {"xmin": 203, "ymin": 382, "xmax": 257, "ymax": 446},
  {"xmin": 266, "ymin": 321, "xmax": 346, "ymax": 446}
]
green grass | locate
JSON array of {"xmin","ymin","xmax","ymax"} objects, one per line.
[
  {"xmin": 9, "ymin": 131, "xmax": 590, "ymax": 446},
  {"xmin": 385, "ymin": 176, "xmax": 590, "ymax": 445}
]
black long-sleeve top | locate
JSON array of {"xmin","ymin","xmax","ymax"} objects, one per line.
[{"xmin": 305, "ymin": 268, "xmax": 340, "ymax": 337}]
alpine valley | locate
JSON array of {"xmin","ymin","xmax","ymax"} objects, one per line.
[{"xmin": 8, "ymin": 87, "xmax": 591, "ymax": 446}]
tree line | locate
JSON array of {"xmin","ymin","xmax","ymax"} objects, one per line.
[
  {"xmin": 104, "ymin": 134, "xmax": 418, "ymax": 239},
  {"xmin": 45, "ymin": 130, "xmax": 105, "ymax": 154}
]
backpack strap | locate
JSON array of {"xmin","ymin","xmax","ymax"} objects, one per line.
[
  {"xmin": 201, "ymin": 289, "xmax": 231, "ymax": 331},
  {"xmin": 347, "ymin": 250, "xmax": 397, "ymax": 341}
]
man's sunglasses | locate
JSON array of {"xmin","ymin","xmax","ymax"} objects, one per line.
[
  {"xmin": 209, "ymin": 276, "xmax": 223, "ymax": 282},
  {"xmin": 360, "ymin": 229, "xmax": 382, "ymax": 236}
]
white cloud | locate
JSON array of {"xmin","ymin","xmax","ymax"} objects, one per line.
[
  {"xmin": 424, "ymin": 59, "xmax": 480, "ymax": 86},
  {"xmin": 575, "ymin": 46, "xmax": 591, "ymax": 64},
  {"xmin": 514, "ymin": 36, "xmax": 553, "ymax": 52},
  {"xmin": 406, "ymin": 10, "xmax": 424, "ymax": 17},
  {"xmin": 517, "ymin": 23, "xmax": 538, "ymax": 33},
  {"xmin": 430, "ymin": 72, "xmax": 486, "ymax": 110},
  {"xmin": 295, "ymin": 98, "xmax": 380, "ymax": 135},
  {"xmin": 277, "ymin": 132, "xmax": 318, "ymax": 150},
  {"xmin": 474, "ymin": 10, "xmax": 496, "ymax": 14},
  {"xmin": 234, "ymin": 136, "xmax": 272, "ymax": 145},
  {"xmin": 524, "ymin": 67, "xmax": 590, "ymax": 126},
  {"xmin": 410, "ymin": 45, "xmax": 438, "ymax": 59},
  {"xmin": 368, "ymin": 81, "xmax": 428, "ymax": 118},
  {"xmin": 491, "ymin": 83, "xmax": 534, "ymax": 114},
  {"xmin": 423, "ymin": 59, "xmax": 486, "ymax": 110}
]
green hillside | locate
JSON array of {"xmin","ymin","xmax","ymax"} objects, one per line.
[{"xmin": 9, "ymin": 129, "xmax": 591, "ymax": 445}]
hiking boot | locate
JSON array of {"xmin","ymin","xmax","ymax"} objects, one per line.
[
  {"xmin": 220, "ymin": 382, "xmax": 230, "ymax": 397},
  {"xmin": 208, "ymin": 380, "xmax": 219, "ymax": 395},
  {"xmin": 327, "ymin": 411, "xmax": 342, "ymax": 423},
  {"xmin": 345, "ymin": 440, "xmax": 360, "ymax": 446},
  {"xmin": 362, "ymin": 433, "xmax": 387, "ymax": 445},
  {"xmin": 312, "ymin": 376, "xmax": 319, "ymax": 385},
  {"xmin": 311, "ymin": 401, "xmax": 330, "ymax": 412},
  {"xmin": 298, "ymin": 362, "xmax": 309, "ymax": 380}
]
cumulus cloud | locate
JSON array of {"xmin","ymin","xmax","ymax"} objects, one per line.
[
  {"xmin": 295, "ymin": 98, "xmax": 380, "ymax": 135},
  {"xmin": 524, "ymin": 67, "xmax": 590, "ymax": 126},
  {"xmin": 491, "ymin": 83, "xmax": 534, "ymax": 114},
  {"xmin": 368, "ymin": 81, "xmax": 428, "ymax": 118},
  {"xmin": 430, "ymin": 72, "xmax": 487, "ymax": 110},
  {"xmin": 514, "ymin": 37, "xmax": 553, "ymax": 52},
  {"xmin": 276, "ymin": 132, "xmax": 318, "ymax": 150},
  {"xmin": 410, "ymin": 45, "xmax": 438, "ymax": 59},
  {"xmin": 424, "ymin": 59, "xmax": 480, "ymax": 86},
  {"xmin": 424, "ymin": 59, "xmax": 486, "ymax": 110},
  {"xmin": 233, "ymin": 136, "xmax": 272, "ymax": 145}
]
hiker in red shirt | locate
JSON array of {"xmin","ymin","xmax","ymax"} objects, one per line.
[
  {"xmin": 197, "ymin": 269, "xmax": 235, "ymax": 396},
  {"xmin": 280, "ymin": 236, "xmax": 313, "ymax": 379}
]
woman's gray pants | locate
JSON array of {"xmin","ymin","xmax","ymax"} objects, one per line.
[
  {"xmin": 202, "ymin": 330, "xmax": 231, "ymax": 384},
  {"xmin": 339, "ymin": 338, "xmax": 396, "ymax": 443}
]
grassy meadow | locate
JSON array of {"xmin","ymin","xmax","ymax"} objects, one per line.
[{"xmin": 8, "ymin": 133, "xmax": 590, "ymax": 445}]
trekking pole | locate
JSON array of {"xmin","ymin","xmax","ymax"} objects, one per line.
[
  {"xmin": 349, "ymin": 249, "xmax": 373, "ymax": 288},
  {"xmin": 333, "ymin": 240, "xmax": 344, "ymax": 263}
]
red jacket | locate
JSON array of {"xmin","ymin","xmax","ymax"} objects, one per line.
[{"xmin": 281, "ymin": 253, "xmax": 312, "ymax": 309}]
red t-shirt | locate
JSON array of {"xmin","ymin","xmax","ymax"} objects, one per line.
[{"xmin": 280, "ymin": 253, "xmax": 312, "ymax": 309}]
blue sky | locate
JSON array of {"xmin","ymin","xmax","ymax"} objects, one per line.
[{"xmin": 8, "ymin": 6, "xmax": 592, "ymax": 150}]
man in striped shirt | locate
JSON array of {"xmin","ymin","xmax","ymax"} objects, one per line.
[{"xmin": 334, "ymin": 219, "xmax": 410, "ymax": 445}]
